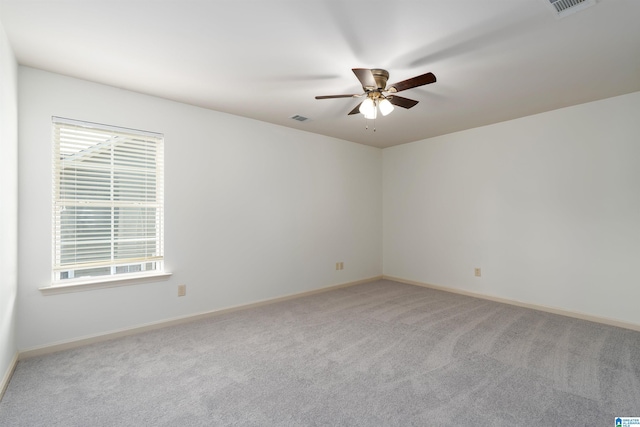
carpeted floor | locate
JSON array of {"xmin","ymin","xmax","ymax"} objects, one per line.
[{"xmin": 1, "ymin": 279, "xmax": 639, "ymax": 426}]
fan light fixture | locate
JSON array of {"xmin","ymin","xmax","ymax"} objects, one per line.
[
  {"xmin": 359, "ymin": 97, "xmax": 394, "ymax": 119},
  {"xmin": 359, "ymin": 98, "xmax": 377, "ymax": 119},
  {"xmin": 378, "ymin": 98, "xmax": 394, "ymax": 116}
]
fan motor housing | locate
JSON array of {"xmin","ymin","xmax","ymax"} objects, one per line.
[{"xmin": 371, "ymin": 69, "xmax": 389, "ymax": 90}]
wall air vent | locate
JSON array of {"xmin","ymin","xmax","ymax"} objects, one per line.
[
  {"xmin": 289, "ymin": 115, "xmax": 310, "ymax": 122},
  {"xmin": 546, "ymin": 0, "xmax": 596, "ymax": 18}
]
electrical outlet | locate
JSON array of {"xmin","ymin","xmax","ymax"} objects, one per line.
[
  {"xmin": 336, "ymin": 262, "xmax": 344, "ymax": 270},
  {"xmin": 474, "ymin": 268, "xmax": 481, "ymax": 277},
  {"xmin": 178, "ymin": 284, "xmax": 186, "ymax": 296}
]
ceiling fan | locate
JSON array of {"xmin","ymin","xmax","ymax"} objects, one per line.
[{"xmin": 315, "ymin": 68, "xmax": 436, "ymax": 119}]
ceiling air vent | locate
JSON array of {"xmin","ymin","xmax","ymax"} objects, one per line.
[
  {"xmin": 546, "ymin": 0, "xmax": 596, "ymax": 18},
  {"xmin": 289, "ymin": 115, "xmax": 310, "ymax": 122}
]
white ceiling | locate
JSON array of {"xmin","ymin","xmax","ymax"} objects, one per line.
[{"xmin": 1, "ymin": 0, "xmax": 639, "ymax": 148}]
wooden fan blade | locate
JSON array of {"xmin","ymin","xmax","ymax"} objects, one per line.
[
  {"xmin": 348, "ymin": 102, "xmax": 363, "ymax": 115},
  {"xmin": 389, "ymin": 96, "xmax": 419, "ymax": 109},
  {"xmin": 315, "ymin": 94, "xmax": 359, "ymax": 99},
  {"xmin": 352, "ymin": 68, "xmax": 377, "ymax": 89},
  {"xmin": 388, "ymin": 72, "xmax": 436, "ymax": 93}
]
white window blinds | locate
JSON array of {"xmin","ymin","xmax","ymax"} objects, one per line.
[{"xmin": 52, "ymin": 117, "xmax": 164, "ymax": 282}]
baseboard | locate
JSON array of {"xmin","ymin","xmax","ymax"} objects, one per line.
[
  {"xmin": 19, "ymin": 275, "xmax": 383, "ymax": 360},
  {"xmin": 0, "ymin": 351, "xmax": 19, "ymax": 402},
  {"xmin": 383, "ymin": 275, "xmax": 640, "ymax": 332}
]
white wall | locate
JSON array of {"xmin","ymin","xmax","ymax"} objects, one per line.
[
  {"xmin": 0, "ymin": 21, "xmax": 19, "ymax": 385},
  {"xmin": 18, "ymin": 67, "xmax": 382, "ymax": 350},
  {"xmin": 14, "ymin": 64, "xmax": 640, "ymax": 352},
  {"xmin": 383, "ymin": 91, "xmax": 640, "ymax": 326}
]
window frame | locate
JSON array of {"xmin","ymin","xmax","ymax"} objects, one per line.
[{"xmin": 49, "ymin": 117, "xmax": 166, "ymax": 290}]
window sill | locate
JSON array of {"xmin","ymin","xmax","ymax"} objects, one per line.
[{"xmin": 39, "ymin": 271, "xmax": 173, "ymax": 295}]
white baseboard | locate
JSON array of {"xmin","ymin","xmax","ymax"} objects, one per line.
[
  {"xmin": 383, "ymin": 275, "xmax": 640, "ymax": 332},
  {"xmin": 0, "ymin": 351, "xmax": 19, "ymax": 402},
  {"xmin": 19, "ymin": 275, "xmax": 383, "ymax": 360},
  {"xmin": 17, "ymin": 274, "xmax": 640, "ymax": 361}
]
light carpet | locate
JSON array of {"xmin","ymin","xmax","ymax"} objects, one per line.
[{"xmin": 1, "ymin": 279, "xmax": 639, "ymax": 426}]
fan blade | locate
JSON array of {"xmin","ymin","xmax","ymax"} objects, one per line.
[
  {"xmin": 388, "ymin": 96, "xmax": 419, "ymax": 109},
  {"xmin": 315, "ymin": 94, "xmax": 359, "ymax": 99},
  {"xmin": 352, "ymin": 68, "xmax": 377, "ymax": 89},
  {"xmin": 388, "ymin": 72, "xmax": 436, "ymax": 93},
  {"xmin": 348, "ymin": 102, "xmax": 363, "ymax": 115}
]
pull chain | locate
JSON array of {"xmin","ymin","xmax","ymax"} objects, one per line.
[{"xmin": 364, "ymin": 118, "xmax": 377, "ymax": 132}]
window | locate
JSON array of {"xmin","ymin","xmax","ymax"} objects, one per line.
[{"xmin": 52, "ymin": 117, "xmax": 164, "ymax": 283}]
